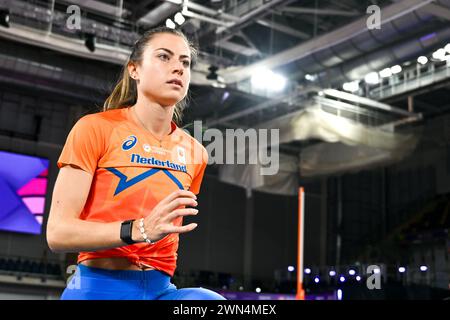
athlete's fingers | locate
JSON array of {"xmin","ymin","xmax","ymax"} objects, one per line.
[
  {"xmin": 164, "ymin": 197, "xmax": 198, "ymax": 214},
  {"xmin": 164, "ymin": 208, "xmax": 198, "ymax": 223},
  {"xmin": 164, "ymin": 223, "xmax": 198, "ymax": 235},
  {"xmin": 158, "ymin": 190, "xmax": 197, "ymax": 207}
]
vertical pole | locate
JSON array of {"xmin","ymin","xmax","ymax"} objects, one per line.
[
  {"xmin": 243, "ymin": 187, "xmax": 254, "ymax": 291},
  {"xmin": 296, "ymin": 187, "xmax": 305, "ymax": 300},
  {"xmin": 47, "ymin": 0, "xmax": 56, "ymax": 35}
]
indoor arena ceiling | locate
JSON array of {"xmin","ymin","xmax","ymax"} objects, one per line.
[{"xmin": 1, "ymin": 0, "xmax": 450, "ymax": 146}]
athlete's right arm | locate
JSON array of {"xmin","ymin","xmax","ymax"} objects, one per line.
[
  {"xmin": 46, "ymin": 165, "xmax": 199, "ymax": 253},
  {"xmin": 46, "ymin": 165, "xmax": 128, "ymax": 253}
]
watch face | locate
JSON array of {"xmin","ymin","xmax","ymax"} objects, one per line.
[{"xmin": 121, "ymin": 220, "xmax": 135, "ymax": 244}]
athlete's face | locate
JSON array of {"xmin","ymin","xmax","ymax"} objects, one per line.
[{"xmin": 131, "ymin": 33, "xmax": 191, "ymax": 107}]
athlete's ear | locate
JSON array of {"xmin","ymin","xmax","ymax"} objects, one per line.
[{"xmin": 127, "ymin": 61, "xmax": 138, "ymax": 80}]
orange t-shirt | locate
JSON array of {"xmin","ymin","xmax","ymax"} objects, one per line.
[{"xmin": 57, "ymin": 107, "xmax": 208, "ymax": 277}]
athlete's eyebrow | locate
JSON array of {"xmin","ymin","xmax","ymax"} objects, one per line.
[{"xmin": 155, "ymin": 48, "xmax": 190, "ymax": 60}]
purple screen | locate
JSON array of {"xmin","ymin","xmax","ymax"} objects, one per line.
[{"xmin": 0, "ymin": 150, "xmax": 49, "ymax": 235}]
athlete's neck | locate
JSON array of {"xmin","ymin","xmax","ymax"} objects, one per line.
[{"xmin": 132, "ymin": 99, "xmax": 174, "ymax": 139}]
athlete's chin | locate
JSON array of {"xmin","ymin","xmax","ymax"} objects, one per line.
[{"xmin": 156, "ymin": 94, "xmax": 186, "ymax": 107}]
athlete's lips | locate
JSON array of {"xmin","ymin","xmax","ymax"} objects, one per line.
[{"xmin": 166, "ymin": 78, "xmax": 183, "ymax": 87}]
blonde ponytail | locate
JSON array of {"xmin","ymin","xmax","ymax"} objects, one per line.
[{"xmin": 103, "ymin": 67, "xmax": 136, "ymax": 111}]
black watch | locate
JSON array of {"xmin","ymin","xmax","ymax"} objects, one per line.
[{"xmin": 120, "ymin": 220, "xmax": 137, "ymax": 245}]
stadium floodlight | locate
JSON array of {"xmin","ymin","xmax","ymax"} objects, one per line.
[
  {"xmin": 0, "ymin": 9, "xmax": 10, "ymax": 28},
  {"xmin": 342, "ymin": 80, "xmax": 360, "ymax": 92},
  {"xmin": 379, "ymin": 68, "xmax": 392, "ymax": 78},
  {"xmin": 251, "ymin": 68, "xmax": 287, "ymax": 92},
  {"xmin": 445, "ymin": 43, "xmax": 450, "ymax": 54},
  {"xmin": 390, "ymin": 65, "xmax": 402, "ymax": 74},
  {"xmin": 166, "ymin": 18, "xmax": 176, "ymax": 29},
  {"xmin": 174, "ymin": 12, "xmax": 185, "ymax": 25},
  {"xmin": 432, "ymin": 48, "xmax": 446, "ymax": 61},
  {"xmin": 364, "ymin": 71, "xmax": 380, "ymax": 85},
  {"xmin": 417, "ymin": 56, "xmax": 428, "ymax": 65}
]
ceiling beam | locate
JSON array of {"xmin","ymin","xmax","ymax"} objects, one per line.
[
  {"xmin": 256, "ymin": 18, "xmax": 310, "ymax": 39},
  {"xmin": 419, "ymin": 3, "xmax": 450, "ymax": 21},
  {"xmin": 280, "ymin": 6, "xmax": 360, "ymax": 17},
  {"xmin": 219, "ymin": 0, "xmax": 435, "ymax": 84}
]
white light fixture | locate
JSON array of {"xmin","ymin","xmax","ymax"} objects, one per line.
[
  {"xmin": 165, "ymin": 18, "xmax": 176, "ymax": 29},
  {"xmin": 364, "ymin": 71, "xmax": 380, "ymax": 85},
  {"xmin": 356, "ymin": 276, "xmax": 361, "ymax": 281},
  {"xmin": 271, "ymin": 73, "xmax": 287, "ymax": 92},
  {"xmin": 445, "ymin": 43, "xmax": 450, "ymax": 53},
  {"xmin": 337, "ymin": 289, "xmax": 343, "ymax": 300},
  {"xmin": 339, "ymin": 276, "xmax": 346, "ymax": 283},
  {"xmin": 304, "ymin": 268, "xmax": 311, "ymax": 274},
  {"xmin": 398, "ymin": 267, "xmax": 406, "ymax": 273},
  {"xmin": 379, "ymin": 68, "xmax": 392, "ymax": 78},
  {"xmin": 329, "ymin": 270, "xmax": 336, "ymax": 277},
  {"xmin": 342, "ymin": 80, "xmax": 360, "ymax": 93},
  {"xmin": 314, "ymin": 276, "xmax": 320, "ymax": 283},
  {"xmin": 305, "ymin": 74, "xmax": 316, "ymax": 81},
  {"xmin": 420, "ymin": 265, "xmax": 428, "ymax": 272},
  {"xmin": 255, "ymin": 287, "xmax": 261, "ymax": 293},
  {"xmin": 417, "ymin": 56, "xmax": 428, "ymax": 65},
  {"xmin": 288, "ymin": 266, "xmax": 295, "ymax": 272},
  {"xmin": 390, "ymin": 65, "xmax": 402, "ymax": 74},
  {"xmin": 174, "ymin": 12, "xmax": 185, "ymax": 25},
  {"xmin": 348, "ymin": 269, "xmax": 356, "ymax": 276},
  {"xmin": 432, "ymin": 48, "xmax": 446, "ymax": 61},
  {"xmin": 250, "ymin": 68, "xmax": 287, "ymax": 92}
]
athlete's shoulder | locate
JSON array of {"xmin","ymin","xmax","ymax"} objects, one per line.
[
  {"xmin": 83, "ymin": 107, "xmax": 127, "ymax": 122},
  {"xmin": 177, "ymin": 127, "xmax": 206, "ymax": 152},
  {"xmin": 76, "ymin": 108, "xmax": 127, "ymax": 129},
  {"xmin": 176, "ymin": 127, "xmax": 208, "ymax": 164}
]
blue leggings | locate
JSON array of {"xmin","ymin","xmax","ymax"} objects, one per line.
[{"xmin": 61, "ymin": 264, "xmax": 226, "ymax": 300}]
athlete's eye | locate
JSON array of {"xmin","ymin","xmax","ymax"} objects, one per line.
[
  {"xmin": 158, "ymin": 54, "xmax": 170, "ymax": 61},
  {"xmin": 182, "ymin": 60, "xmax": 190, "ymax": 68}
]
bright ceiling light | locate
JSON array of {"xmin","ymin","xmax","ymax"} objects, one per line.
[
  {"xmin": 379, "ymin": 68, "xmax": 392, "ymax": 78},
  {"xmin": 271, "ymin": 73, "xmax": 287, "ymax": 92},
  {"xmin": 417, "ymin": 56, "xmax": 428, "ymax": 65},
  {"xmin": 342, "ymin": 80, "xmax": 360, "ymax": 92},
  {"xmin": 165, "ymin": 18, "xmax": 176, "ymax": 29},
  {"xmin": 174, "ymin": 12, "xmax": 185, "ymax": 25},
  {"xmin": 251, "ymin": 68, "xmax": 287, "ymax": 92},
  {"xmin": 445, "ymin": 43, "xmax": 450, "ymax": 53},
  {"xmin": 432, "ymin": 48, "xmax": 446, "ymax": 61},
  {"xmin": 390, "ymin": 65, "xmax": 402, "ymax": 74},
  {"xmin": 364, "ymin": 72, "xmax": 380, "ymax": 85}
]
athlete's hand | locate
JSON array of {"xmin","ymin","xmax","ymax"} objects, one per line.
[{"xmin": 134, "ymin": 190, "xmax": 198, "ymax": 243}]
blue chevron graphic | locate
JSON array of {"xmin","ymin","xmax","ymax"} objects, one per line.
[{"xmin": 106, "ymin": 167, "xmax": 184, "ymax": 196}]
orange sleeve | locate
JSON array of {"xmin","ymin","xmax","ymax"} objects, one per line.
[
  {"xmin": 189, "ymin": 146, "xmax": 208, "ymax": 195},
  {"xmin": 57, "ymin": 114, "xmax": 106, "ymax": 175}
]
